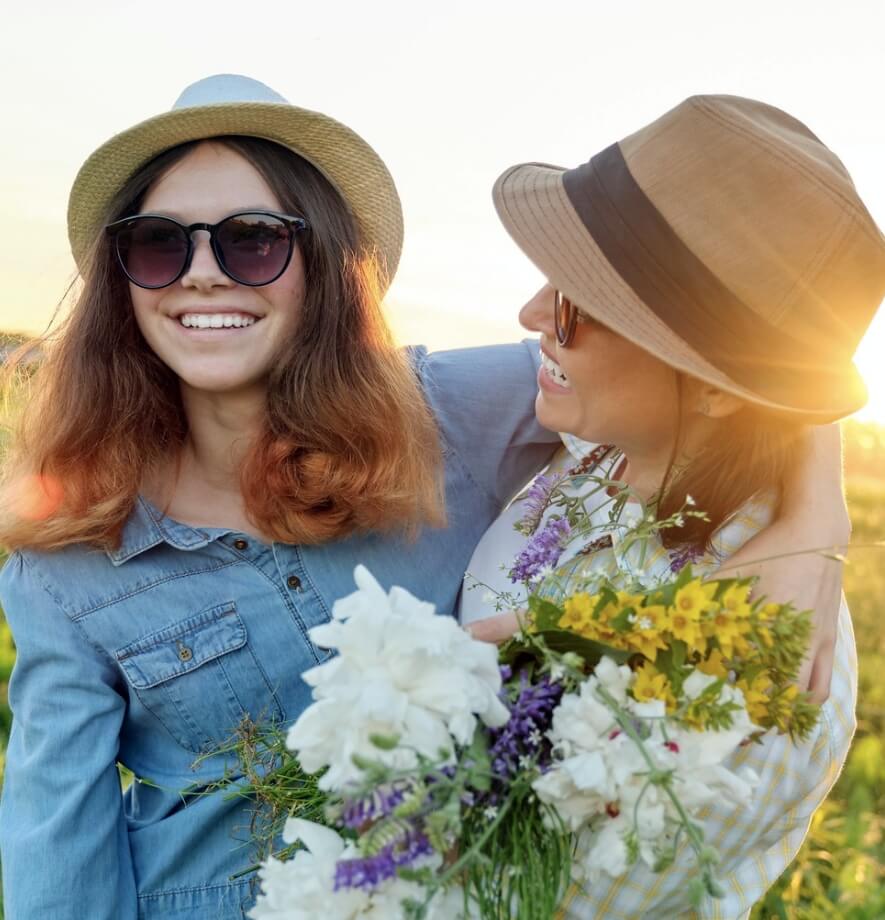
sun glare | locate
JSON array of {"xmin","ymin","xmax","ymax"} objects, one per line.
[{"xmin": 854, "ymin": 312, "xmax": 885, "ymax": 423}]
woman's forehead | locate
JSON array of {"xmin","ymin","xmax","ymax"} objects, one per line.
[{"xmin": 141, "ymin": 141, "xmax": 281, "ymax": 218}]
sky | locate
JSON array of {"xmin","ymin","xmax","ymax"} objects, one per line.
[{"xmin": 2, "ymin": 0, "xmax": 885, "ymax": 419}]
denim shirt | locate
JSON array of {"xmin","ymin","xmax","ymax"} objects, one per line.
[{"xmin": 0, "ymin": 342, "xmax": 556, "ymax": 920}]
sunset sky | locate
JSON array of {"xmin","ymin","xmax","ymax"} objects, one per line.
[{"xmin": 2, "ymin": 0, "xmax": 884, "ymax": 419}]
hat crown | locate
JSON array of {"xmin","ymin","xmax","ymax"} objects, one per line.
[
  {"xmin": 172, "ymin": 73, "xmax": 289, "ymax": 110},
  {"xmin": 620, "ymin": 95, "xmax": 885, "ymax": 358}
]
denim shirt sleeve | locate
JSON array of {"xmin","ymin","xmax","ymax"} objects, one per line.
[
  {"xmin": 0, "ymin": 552, "xmax": 138, "ymax": 919},
  {"xmin": 417, "ymin": 339, "xmax": 559, "ymax": 506}
]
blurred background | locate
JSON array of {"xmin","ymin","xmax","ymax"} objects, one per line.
[{"xmin": 1, "ymin": 1, "xmax": 884, "ymax": 914}]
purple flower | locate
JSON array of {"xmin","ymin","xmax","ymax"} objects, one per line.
[
  {"xmin": 485, "ymin": 672, "xmax": 564, "ymax": 790},
  {"xmin": 334, "ymin": 829, "xmax": 433, "ymax": 891},
  {"xmin": 669, "ymin": 543, "xmax": 704, "ymax": 573},
  {"xmin": 515, "ymin": 472, "xmax": 567, "ymax": 536},
  {"xmin": 509, "ymin": 517, "xmax": 571, "ymax": 584},
  {"xmin": 340, "ymin": 781, "xmax": 412, "ymax": 829}
]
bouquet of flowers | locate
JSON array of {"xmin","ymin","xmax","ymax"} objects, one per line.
[{"xmin": 240, "ymin": 471, "xmax": 818, "ymax": 920}]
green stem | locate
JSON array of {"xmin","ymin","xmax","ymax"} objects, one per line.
[{"xmin": 432, "ymin": 796, "xmax": 513, "ymax": 890}]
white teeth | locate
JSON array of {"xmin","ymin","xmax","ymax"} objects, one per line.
[
  {"xmin": 178, "ymin": 313, "xmax": 257, "ymax": 329},
  {"xmin": 541, "ymin": 350, "xmax": 570, "ymax": 387}
]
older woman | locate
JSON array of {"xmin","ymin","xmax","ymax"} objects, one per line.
[{"xmin": 463, "ymin": 94, "xmax": 885, "ymax": 916}]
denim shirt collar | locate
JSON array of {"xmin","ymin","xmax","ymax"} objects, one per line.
[{"xmin": 106, "ymin": 496, "xmax": 218, "ymax": 566}]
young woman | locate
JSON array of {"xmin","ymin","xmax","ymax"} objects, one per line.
[
  {"xmin": 463, "ymin": 94, "xmax": 885, "ymax": 916},
  {"xmin": 0, "ymin": 77, "xmax": 857, "ymax": 918}
]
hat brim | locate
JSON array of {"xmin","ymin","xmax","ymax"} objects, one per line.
[
  {"xmin": 493, "ymin": 162, "xmax": 867, "ymax": 422},
  {"xmin": 67, "ymin": 101, "xmax": 404, "ymax": 290}
]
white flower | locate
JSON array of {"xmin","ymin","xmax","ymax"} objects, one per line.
[
  {"xmin": 249, "ymin": 820, "xmax": 367, "ymax": 920},
  {"xmin": 532, "ymin": 767, "xmax": 605, "ymax": 832},
  {"xmin": 581, "ymin": 817, "xmax": 630, "ymax": 878},
  {"xmin": 287, "ymin": 566, "xmax": 510, "ymax": 791},
  {"xmin": 251, "ymin": 819, "xmax": 476, "ymax": 919},
  {"xmin": 534, "ymin": 657, "xmax": 761, "ymax": 875}
]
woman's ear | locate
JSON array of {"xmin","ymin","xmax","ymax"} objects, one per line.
[{"xmin": 690, "ymin": 381, "xmax": 745, "ymax": 419}]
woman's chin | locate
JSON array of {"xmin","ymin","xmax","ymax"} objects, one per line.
[{"xmin": 534, "ymin": 393, "xmax": 573, "ymax": 434}]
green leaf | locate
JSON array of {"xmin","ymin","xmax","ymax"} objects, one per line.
[
  {"xmin": 609, "ymin": 607, "xmax": 635, "ymax": 632},
  {"xmin": 527, "ymin": 595, "xmax": 565, "ymax": 631},
  {"xmin": 533, "ymin": 629, "xmax": 631, "ymax": 667}
]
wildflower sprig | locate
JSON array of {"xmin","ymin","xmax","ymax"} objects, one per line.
[{"xmin": 515, "ymin": 564, "xmax": 819, "ymax": 741}]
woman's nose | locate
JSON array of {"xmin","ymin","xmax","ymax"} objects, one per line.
[
  {"xmin": 519, "ymin": 284, "xmax": 556, "ymax": 337},
  {"xmin": 180, "ymin": 231, "xmax": 233, "ymax": 290}
]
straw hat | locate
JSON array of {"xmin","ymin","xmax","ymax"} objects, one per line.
[
  {"xmin": 67, "ymin": 74, "xmax": 404, "ymax": 290},
  {"xmin": 494, "ymin": 94, "xmax": 885, "ymax": 421}
]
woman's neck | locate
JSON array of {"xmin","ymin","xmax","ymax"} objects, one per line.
[
  {"xmin": 144, "ymin": 384, "xmax": 265, "ymax": 517},
  {"xmin": 614, "ymin": 417, "xmax": 714, "ymax": 503}
]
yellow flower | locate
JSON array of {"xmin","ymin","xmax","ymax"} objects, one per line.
[
  {"xmin": 703, "ymin": 607, "xmax": 752, "ymax": 658},
  {"xmin": 626, "ymin": 604, "xmax": 669, "ymax": 662},
  {"xmin": 615, "ymin": 590, "xmax": 645, "ymax": 612},
  {"xmin": 559, "ymin": 593, "xmax": 594, "ymax": 633},
  {"xmin": 668, "ymin": 579, "xmax": 715, "ymax": 653},
  {"xmin": 737, "ymin": 673, "xmax": 773, "ymax": 724},
  {"xmin": 560, "ymin": 593, "xmax": 622, "ymax": 644},
  {"xmin": 631, "ymin": 661, "xmax": 677, "ymax": 712},
  {"xmin": 756, "ymin": 625, "xmax": 775, "ymax": 648},
  {"xmin": 768, "ymin": 684, "xmax": 801, "ymax": 733},
  {"xmin": 673, "ymin": 579, "xmax": 718, "ymax": 617},
  {"xmin": 720, "ymin": 584, "xmax": 752, "ymax": 617},
  {"xmin": 697, "ymin": 648, "xmax": 730, "ymax": 680}
]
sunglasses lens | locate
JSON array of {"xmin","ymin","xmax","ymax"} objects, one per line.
[
  {"xmin": 215, "ymin": 213, "xmax": 294, "ymax": 285},
  {"xmin": 554, "ymin": 291, "xmax": 574, "ymax": 345},
  {"xmin": 116, "ymin": 218, "xmax": 189, "ymax": 288}
]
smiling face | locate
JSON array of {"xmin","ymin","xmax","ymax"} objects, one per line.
[
  {"xmin": 519, "ymin": 285, "xmax": 684, "ymax": 456},
  {"xmin": 129, "ymin": 141, "xmax": 305, "ymax": 398}
]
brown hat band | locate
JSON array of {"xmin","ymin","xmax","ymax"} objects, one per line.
[{"xmin": 561, "ymin": 144, "xmax": 850, "ymax": 408}]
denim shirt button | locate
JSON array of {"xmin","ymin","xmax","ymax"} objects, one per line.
[
  {"xmin": 287, "ymin": 575, "xmax": 302, "ymax": 591},
  {"xmin": 233, "ymin": 539, "xmax": 248, "ymax": 551},
  {"xmin": 177, "ymin": 645, "xmax": 193, "ymax": 662}
]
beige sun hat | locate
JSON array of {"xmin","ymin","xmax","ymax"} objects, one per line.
[
  {"xmin": 494, "ymin": 94, "xmax": 885, "ymax": 422},
  {"xmin": 67, "ymin": 73, "xmax": 404, "ymax": 291}
]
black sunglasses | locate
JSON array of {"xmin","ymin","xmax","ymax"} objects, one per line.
[{"xmin": 105, "ymin": 210, "xmax": 309, "ymax": 289}]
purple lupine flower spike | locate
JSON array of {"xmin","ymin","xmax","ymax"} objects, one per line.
[
  {"xmin": 509, "ymin": 518, "xmax": 571, "ymax": 584},
  {"xmin": 515, "ymin": 472, "xmax": 567, "ymax": 536},
  {"xmin": 485, "ymin": 673, "xmax": 564, "ymax": 797},
  {"xmin": 334, "ymin": 830, "xmax": 433, "ymax": 891}
]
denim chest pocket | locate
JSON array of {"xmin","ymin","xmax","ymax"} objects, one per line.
[{"xmin": 116, "ymin": 601, "xmax": 284, "ymax": 754}]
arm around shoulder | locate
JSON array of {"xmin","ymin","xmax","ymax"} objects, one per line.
[
  {"xmin": 419, "ymin": 341, "xmax": 558, "ymax": 505},
  {"xmin": 0, "ymin": 552, "xmax": 138, "ymax": 919}
]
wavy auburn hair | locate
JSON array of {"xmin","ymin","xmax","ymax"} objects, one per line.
[{"xmin": 0, "ymin": 136, "xmax": 444, "ymax": 551}]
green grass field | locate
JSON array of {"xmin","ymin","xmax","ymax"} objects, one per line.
[{"xmin": 0, "ymin": 421, "xmax": 882, "ymax": 918}]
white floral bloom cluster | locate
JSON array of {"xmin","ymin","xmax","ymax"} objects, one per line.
[
  {"xmin": 287, "ymin": 566, "xmax": 510, "ymax": 792},
  {"xmin": 249, "ymin": 819, "xmax": 472, "ymax": 920},
  {"xmin": 531, "ymin": 658, "xmax": 759, "ymax": 880}
]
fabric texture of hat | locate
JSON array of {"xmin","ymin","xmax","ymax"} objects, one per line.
[
  {"xmin": 493, "ymin": 94, "xmax": 885, "ymax": 421},
  {"xmin": 67, "ymin": 74, "xmax": 404, "ymax": 290}
]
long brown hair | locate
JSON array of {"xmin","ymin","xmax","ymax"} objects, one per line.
[
  {"xmin": 657, "ymin": 375, "xmax": 805, "ymax": 550},
  {"xmin": 0, "ymin": 136, "xmax": 445, "ymax": 551}
]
